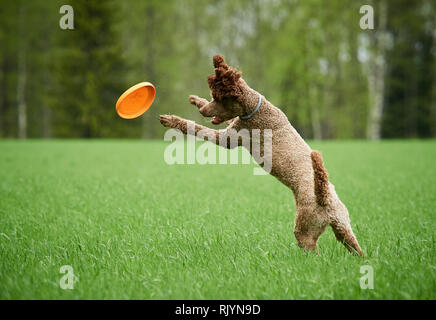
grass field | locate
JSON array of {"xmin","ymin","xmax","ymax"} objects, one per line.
[{"xmin": 0, "ymin": 139, "xmax": 435, "ymax": 299}]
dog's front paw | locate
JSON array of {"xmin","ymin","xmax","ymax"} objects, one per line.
[
  {"xmin": 160, "ymin": 114, "xmax": 180, "ymax": 128},
  {"xmin": 189, "ymin": 95, "xmax": 208, "ymax": 109},
  {"xmin": 189, "ymin": 95, "xmax": 201, "ymax": 106}
]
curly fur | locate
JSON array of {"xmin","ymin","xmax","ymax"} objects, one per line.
[
  {"xmin": 160, "ymin": 54, "xmax": 363, "ymax": 256},
  {"xmin": 207, "ymin": 55, "xmax": 243, "ymax": 101}
]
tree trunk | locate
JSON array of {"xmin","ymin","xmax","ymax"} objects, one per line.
[
  {"xmin": 253, "ymin": 0, "xmax": 264, "ymax": 90},
  {"xmin": 309, "ymin": 86, "xmax": 322, "ymax": 140},
  {"xmin": 0, "ymin": 56, "xmax": 4, "ymax": 137},
  {"xmin": 42, "ymin": 106, "xmax": 52, "ymax": 138},
  {"xmin": 305, "ymin": 30, "xmax": 322, "ymax": 140},
  {"xmin": 42, "ymin": 24, "xmax": 52, "ymax": 139},
  {"xmin": 366, "ymin": 0, "xmax": 387, "ymax": 140},
  {"xmin": 17, "ymin": 1, "xmax": 27, "ymax": 139},
  {"xmin": 142, "ymin": 5, "xmax": 156, "ymax": 139},
  {"xmin": 431, "ymin": 23, "xmax": 436, "ymax": 137}
]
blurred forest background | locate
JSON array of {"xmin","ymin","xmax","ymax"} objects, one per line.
[{"xmin": 0, "ymin": 0, "xmax": 434, "ymax": 140}]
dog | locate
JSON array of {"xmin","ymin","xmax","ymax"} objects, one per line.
[{"xmin": 160, "ymin": 55, "xmax": 363, "ymax": 255}]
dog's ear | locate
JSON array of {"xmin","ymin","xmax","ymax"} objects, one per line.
[
  {"xmin": 208, "ymin": 54, "xmax": 242, "ymax": 102},
  {"xmin": 213, "ymin": 55, "xmax": 228, "ymax": 69}
]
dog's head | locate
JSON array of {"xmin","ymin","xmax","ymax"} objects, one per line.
[
  {"xmin": 207, "ymin": 55, "xmax": 243, "ymax": 101},
  {"xmin": 199, "ymin": 55, "xmax": 245, "ymax": 125}
]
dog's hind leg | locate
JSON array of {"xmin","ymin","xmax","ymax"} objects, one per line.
[
  {"xmin": 293, "ymin": 207, "xmax": 329, "ymax": 253},
  {"xmin": 310, "ymin": 150, "xmax": 363, "ymax": 256},
  {"xmin": 330, "ymin": 220, "xmax": 363, "ymax": 256}
]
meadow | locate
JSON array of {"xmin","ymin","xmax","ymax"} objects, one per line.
[{"xmin": 0, "ymin": 140, "xmax": 434, "ymax": 299}]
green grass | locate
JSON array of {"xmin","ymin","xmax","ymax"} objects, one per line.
[{"xmin": 0, "ymin": 139, "xmax": 435, "ymax": 299}]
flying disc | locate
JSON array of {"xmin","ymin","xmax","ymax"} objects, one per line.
[{"xmin": 116, "ymin": 82, "xmax": 156, "ymax": 119}]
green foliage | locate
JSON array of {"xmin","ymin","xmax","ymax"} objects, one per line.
[
  {"xmin": 0, "ymin": 0, "xmax": 434, "ymax": 139},
  {"xmin": 383, "ymin": 0, "xmax": 435, "ymax": 138},
  {"xmin": 52, "ymin": 0, "xmax": 130, "ymax": 138},
  {"xmin": 0, "ymin": 140, "xmax": 435, "ymax": 298}
]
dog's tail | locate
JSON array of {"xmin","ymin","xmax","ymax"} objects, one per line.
[{"xmin": 311, "ymin": 150, "xmax": 329, "ymax": 206}]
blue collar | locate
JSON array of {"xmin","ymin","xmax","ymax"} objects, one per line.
[{"xmin": 240, "ymin": 92, "xmax": 262, "ymax": 120}]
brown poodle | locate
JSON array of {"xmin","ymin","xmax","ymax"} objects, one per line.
[{"xmin": 160, "ymin": 55, "xmax": 363, "ymax": 256}]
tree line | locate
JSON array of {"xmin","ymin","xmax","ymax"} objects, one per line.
[{"xmin": 0, "ymin": 0, "xmax": 434, "ymax": 139}]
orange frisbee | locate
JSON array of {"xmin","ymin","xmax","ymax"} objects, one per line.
[{"xmin": 116, "ymin": 82, "xmax": 156, "ymax": 119}]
